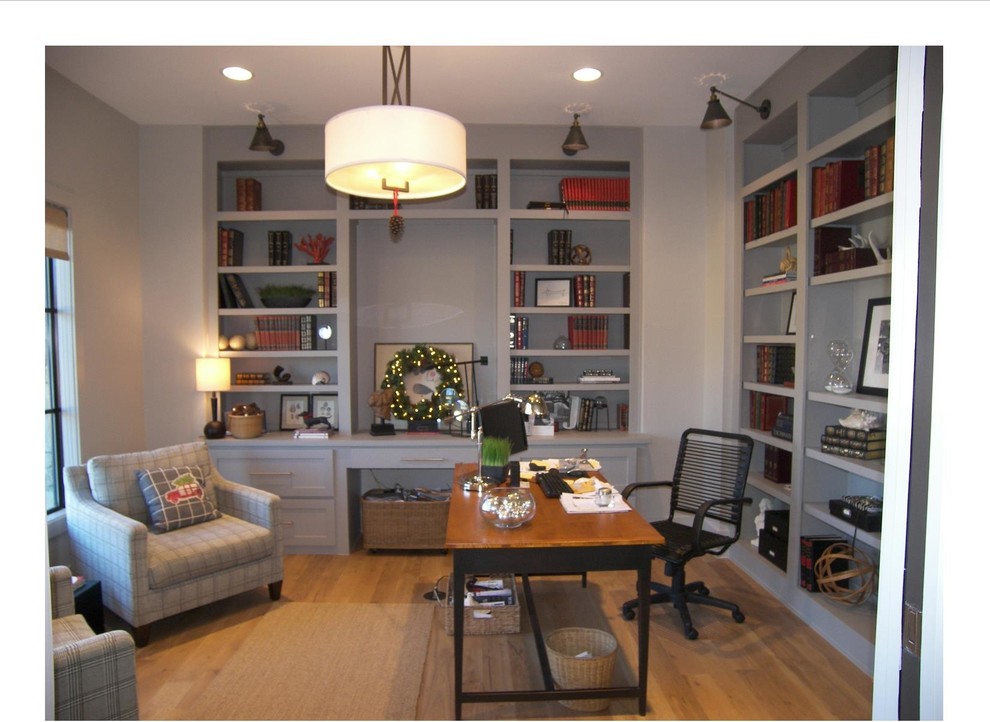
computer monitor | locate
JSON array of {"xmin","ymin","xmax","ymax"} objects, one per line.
[{"xmin": 478, "ymin": 399, "xmax": 529, "ymax": 455}]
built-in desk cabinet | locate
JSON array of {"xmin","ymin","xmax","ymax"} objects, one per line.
[{"xmin": 208, "ymin": 432, "xmax": 651, "ymax": 555}]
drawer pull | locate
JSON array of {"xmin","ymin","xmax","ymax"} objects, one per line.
[
  {"xmin": 399, "ymin": 457, "xmax": 447, "ymax": 462},
  {"xmin": 248, "ymin": 471, "xmax": 294, "ymax": 478}
]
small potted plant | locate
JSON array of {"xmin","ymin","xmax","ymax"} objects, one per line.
[
  {"xmin": 480, "ymin": 436, "xmax": 513, "ymax": 484},
  {"xmin": 258, "ymin": 283, "xmax": 316, "ymax": 308},
  {"xmin": 294, "ymin": 233, "xmax": 334, "ymax": 265}
]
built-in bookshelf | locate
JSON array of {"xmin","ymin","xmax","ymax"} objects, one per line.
[{"xmin": 731, "ymin": 46, "xmax": 899, "ymax": 675}]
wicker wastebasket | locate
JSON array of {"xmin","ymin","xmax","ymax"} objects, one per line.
[{"xmin": 545, "ymin": 627, "xmax": 618, "ymax": 711}]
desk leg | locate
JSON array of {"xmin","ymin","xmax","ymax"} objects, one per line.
[
  {"xmin": 637, "ymin": 556, "xmax": 651, "ymax": 715},
  {"xmin": 452, "ymin": 561, "xmax": 466, "ymax": 721}
]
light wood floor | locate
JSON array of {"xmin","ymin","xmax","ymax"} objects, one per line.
[{"xmin": 128, "ymin": 551, "xmax": 872, "ymax": 720}]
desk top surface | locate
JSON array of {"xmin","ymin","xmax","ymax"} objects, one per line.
[{"xmin": 445, "ymin": 463, "xmax": 662, "ymax": 550}]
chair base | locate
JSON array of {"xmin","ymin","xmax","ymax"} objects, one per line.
[{"xmin": 621, "ymin": 578, "xmax": 745, "ymax": 640}]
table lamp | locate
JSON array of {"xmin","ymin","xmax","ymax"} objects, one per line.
[{"xmin": 196, "ymin": 357, "xmax": 231, "ymax": 439}]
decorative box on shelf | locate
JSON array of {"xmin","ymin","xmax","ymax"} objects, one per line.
[
  {"xmin": 829, "ymin": 495, "xmax": 883, "ymax": 532},
  {"xmin": 443, "ymin": 574, "xmax": 520, "ymax": 636}
]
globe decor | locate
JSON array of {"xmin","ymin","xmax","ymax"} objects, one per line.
[{"xmin": 381, "ymin": 345, "xmax": 465, "ymax": 421}]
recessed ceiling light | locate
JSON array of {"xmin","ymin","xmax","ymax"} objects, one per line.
[
  {"xmin": 222, "ymin": 66, "xmax": 253, "ymax": 82},
  {"xmin": 572, "ymin": 67, "xmax": 602, "ymax": 82}
]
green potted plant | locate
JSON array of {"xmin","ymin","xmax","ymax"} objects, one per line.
[
  {"xmin": 480, "ymin": 436, "xmax": 513, "ymax": 484},
  {"xmin": 258, "ymin": 283, "xmax": 316, "ymax": 308}
]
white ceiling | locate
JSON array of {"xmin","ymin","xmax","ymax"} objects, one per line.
[{"xmin": 45, "ymin": 45, "xmax": 801, "ymax": 130}]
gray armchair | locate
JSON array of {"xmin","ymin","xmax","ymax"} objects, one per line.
[
  {"xmin": 64, "ymin": 441, "xmax": 283, "ymax": 646},
  {"xmin": 50, "ymin": 565, "xmax": 139, "ymax": 720}
]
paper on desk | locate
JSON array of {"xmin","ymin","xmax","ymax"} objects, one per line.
[{"xmin": 558, "ymin": 492, "xmax": 632, "ymax": 514}]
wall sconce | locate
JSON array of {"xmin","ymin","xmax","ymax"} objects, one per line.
[
  {"xmin": 196, "ymin": 357, "xmax": 231, "ymax": 439},
  {"xmin": 700, "ymin": 86, "xmax": 771, "ymax": 130},
  {"xmin": 249, "ymin": 114, "xmax": 285, "ymax": 155},
  {"xmin": 562, "ymin": 113, "xmax": 589, "ymax": 155}
]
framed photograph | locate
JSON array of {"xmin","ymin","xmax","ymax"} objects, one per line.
[
  {"xmin": 374, "ymin": 342, "xmax": 475, "ymax": 411},
  {"xmin": 786, "ymin": 291, "xmax": 797, "ymax": 335},
  {"xmin": 280, "ymin": 394, "xmax": 311, "ymax": 430},
  {"xmin": 310, "ymin": 394, "xmax": 338, "ymax": 429},
  {"xmin": 856, "ymin": 297, "xmax": 891, "ymax": 396},
  {"xmin": 535, "ymin": 278, "xmax": 572, "ymax": 307}
]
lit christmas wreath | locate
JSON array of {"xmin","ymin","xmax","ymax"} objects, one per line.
[{"xmin": 381, "ymin": 345, "xmax": 465, "ymax": 420}]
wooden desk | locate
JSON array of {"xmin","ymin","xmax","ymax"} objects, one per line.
[{"xmin": 445, "ymin": 463, "xmax": 662, "ymax": 719}]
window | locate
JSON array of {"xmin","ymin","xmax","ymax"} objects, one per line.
[
  {"xmin": 45, "ymin": 202, "xmax": 75, "ymax": 514},
  {"xmin": 45, "ymin": 257, "xmax": 64, "ymax": 512}
]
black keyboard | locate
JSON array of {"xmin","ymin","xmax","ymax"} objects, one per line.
[{"xmin": 536, "ymin": 468, "xmax": 572, "ymax": 499}]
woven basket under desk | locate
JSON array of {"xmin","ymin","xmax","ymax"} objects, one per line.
[
  {"xmin": 361, "ymin": 498, "xmax": 450, "ymax": 551},
  {"xmin": 442, "ymin": 574, "xmax": 521, "ymax": 635}
]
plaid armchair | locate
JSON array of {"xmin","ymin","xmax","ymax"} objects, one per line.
[
  {"xmin": 64, "ymin": 441, "xmax": 283, "ymax": 646},
  {"xmin": 50, "ymin": 565, "xmax": 139, "ymax": 720}
]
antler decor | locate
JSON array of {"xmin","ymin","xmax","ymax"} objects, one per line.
[{"xmin": 294, "ymin": 233, "xmax": 335, "ymax": 264}]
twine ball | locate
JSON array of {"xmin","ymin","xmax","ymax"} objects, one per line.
[
  {"xmin": 570, "ymin": 244, "xmax": 592, "ymax": 265},
  {"xmin": 813, "ymin": 542, "xmax": 876, "ymax": 605}
]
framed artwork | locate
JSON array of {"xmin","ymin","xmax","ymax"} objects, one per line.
[
  {"xmin": 311, "ymin": 394, "xmax": 338, "ymax": 429},
  {"xmin": 786, "ymin": 291, "xmax": 798, "ymax": 335},
  {"xmin": 856, "ymin": 297, "xmax": 891, "ymax": 396},
  {"xmin": 280, "ymin": 394, "xmax": 311, "ymax": 430},
  {"xmin": 374, "ymin": 343, "xmax": 475, "ymax": 417},
  {"xmin": 535, "ymin": 278, "xmax": 572, "ymax": 307}
]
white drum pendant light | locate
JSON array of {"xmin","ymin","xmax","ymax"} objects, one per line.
[{"xmin": 324, "ymin": 47, "xmax": 466, "ymax": 200}]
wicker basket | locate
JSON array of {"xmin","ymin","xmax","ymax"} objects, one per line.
[
  {"xmin": 361, "ymin": 497, "xmax": 449, "ymax": 550},
  {"xmin": 545, "ymin": 627, "xmax": 618, "ymax": 711},
  {"xmin": 442, "ymin": 574, "xmax": 520, "ymax": 635}
]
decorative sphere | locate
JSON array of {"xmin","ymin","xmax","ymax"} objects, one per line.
[
  {"xmin": 480, "ymin": 487, "xmax": 536, "ymax": 529},
  {"xmin": 228, "ymin": 334, "xmax": 246, "ymax": 351},
  {"xmin": 244, "ymin": 332, "xmax": 258, "ymax": 350},
  {"xmin": 813, "ymin": 542, "xmax": 876, "ymax": 605},
  {"xmin": 218, "ymin": 334, "xmax": 229, "ymax": 351}
]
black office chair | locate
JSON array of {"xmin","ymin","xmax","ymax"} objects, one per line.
[{"xmin": 621, "ymin": 428, "xmax": 754, "ymax": 640}]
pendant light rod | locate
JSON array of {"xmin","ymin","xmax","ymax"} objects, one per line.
[{"xmin": 383, "ymin": 46, "xmax": 411, "ymax": 106}]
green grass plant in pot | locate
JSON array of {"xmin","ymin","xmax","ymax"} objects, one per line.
[
  {"xmin": 480, "ymin": 436, "xmax": 513, "ymax": 484},
  {"xmin": 258, "ymin": 283, "xmax": 316, "ymax": 308}
]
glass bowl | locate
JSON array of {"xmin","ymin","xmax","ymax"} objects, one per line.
[{"xmin": 479, "ymin": 487, "xmax": 536, "ymax": 529}]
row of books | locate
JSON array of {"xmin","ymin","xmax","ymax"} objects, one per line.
[
  {"xmin": 811, "ymin": 159, "xmax": 864, "ymax": 218},
  {"xmin": 235, "ymin": 177, "xmax": 262, "ymax": 211},
  {"xmin": 764, "ymin": 445, "xmax": 792, "ymax": 484},
  {"xmin": 547, "ymin": 229, "xmax": 574, "ymax": 264},
  {"xmin": 218, "ymin": 227, "xmax": 244, "ymax": 266},
  {"xmin": 756, "ymin": 344, "xmax": 796, "ymax": 385},
  {"xmin": 316, "ymin": 271, "xmax": 337, "ymax": 309},
  {"xmin": 743, "ymin": 176, "xmax": 797, "ymax": 243},
  {"xmin": 509, "ymin": 314, "xmax": 529, "ymax": 349},
  {"xmin": 571, "ymin": 396, "xmax": 600, "ymax": 431},
  {"xmin": 509, "ymin": 357, "xmax": 551, "ymax": 384},
  {"xmin": 219, "ymin": 273, "xmax": 254, "ymax": 308},
  {"xmin": 750, "ymin": 391, "xmax": 789, "ymax": 432},
  {"xmin": 252, "ymin": 314, "xmax": 319, "ymax": 351},
  {"xmin": 234, "ymin": 372, "xmax": 272, "ymax": 385},
  {"xmin": 267, "ymin": 231, "xmax": 293, "ymax": 266},
  {"xmin": 812, "ymin": 226, "xmax": 853, "ymax": 276},
  {"xmin": 567, "ymin": 315, "xmax": 610, "ymax": 350},
  {"xmin": 572, "ymin": 274, "xmax": 597, "ymax": 307},
  {"xmin": 864, "ymin": 135, "xmax": 895, "ymax": 199},
  {"xmin": 475, "ymin": 174, "xmax": 498, "ymax": 209},
  {"xmin": 559, "ymin": 177, "xmax": 630, "ymax": 211},
  {"xmin": 616, "ymin": 402, "xmax": 629, "ymax": 431},
  {"xmin": 512, "ymin": 271, "xmax": 526, "ymax": 307}
]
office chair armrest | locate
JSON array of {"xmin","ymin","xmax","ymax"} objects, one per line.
[
  {"xmin": 620, "ymin": 480, "xmax": 672, "ymax": 500},
  {"xmin": 690, "ymin": 496, "xmax": 753, "ymax": 552}
]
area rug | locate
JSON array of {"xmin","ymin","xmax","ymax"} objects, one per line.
[{"xmin": 175, "ymin": 602, "xmax": 434, "ymax": 720}]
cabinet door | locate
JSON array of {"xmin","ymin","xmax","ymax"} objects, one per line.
[{"xmin": 281, "ymin": 497, "xmax": 337, "ymax": 549}]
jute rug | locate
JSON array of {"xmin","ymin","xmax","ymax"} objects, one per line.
[{"xmin": 174, "ymin": 602, "xmax": 434, "ymax": 720}]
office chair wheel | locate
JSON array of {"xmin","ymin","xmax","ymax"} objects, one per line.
[
  {"xmin": 621, "ymin": 604, "xmax": 637, "ymax": 621},
  {"xmin": 697, "ymin": 586, "xmax": 710, "ymax": 596},
  {"xmin": 685, "ymin": 626, "xmax": 699, "ymax": 640},
  {"xmin": 732, "ymin": 610, "xmax": 745, "ymax": 623}
]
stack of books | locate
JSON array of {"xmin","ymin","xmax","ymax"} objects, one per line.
[
  {"xmin": 761, "ymin": 269, "xmax": 797, "ymax": 286},
  {"xmin": 820, "ymin": 425, "xmax": 886, "ymax": 460},
  {"xmin": 757, "ymin": 344, "xmax": 796, "ymax": 386}
]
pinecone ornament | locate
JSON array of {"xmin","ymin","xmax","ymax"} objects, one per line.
[{"xmin": 388, "ymin": 213, "xmax": 405, "ymax": 241}]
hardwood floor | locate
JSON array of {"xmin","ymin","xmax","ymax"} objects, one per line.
[{"xmin": 129, "ymin": 551, "xmax": 872, "ymax": 720}]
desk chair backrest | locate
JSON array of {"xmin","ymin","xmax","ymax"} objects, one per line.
[{"xmin": 668, "ymin": 428, "xmax": 754, "ymax": 533}]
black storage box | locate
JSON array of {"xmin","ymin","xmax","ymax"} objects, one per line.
[
  {"xmin": 829, "ymin": 496, "xmax": 882, "ymax": 532},
  {"xmin": 758, "ymin": 529, "xmax": 788, "ymax": 572},
  {"xmin": 763, "ymin": 509, "xmax": 789, "ymax": 541}
]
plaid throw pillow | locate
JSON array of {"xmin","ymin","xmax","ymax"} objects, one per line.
[{"xmin": 137, "ymin": 465, "xmax": 222, "ymax": 533}]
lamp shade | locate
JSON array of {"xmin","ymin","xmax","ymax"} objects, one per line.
[
  {"xmin": 700, "ymin": 95, "xmax": 733, "ymax": 130},
  {"xmin": 196, "ymin": 357, "xmax": 231, "ymax": 392},
  {"xmin": 324, "ymin": 105, "xmax": 467, "ymax": 199}
]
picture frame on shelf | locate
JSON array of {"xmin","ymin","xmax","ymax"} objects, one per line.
[
  {"xmin": 280, "ymin": 394, "xmax": 311, "ymax": 430},
  {"xmin": 535, "ymin": 278, "xmax": 572, "ymax": 307},
  {"xmin": 786, "ymin": 291, "xmax": 797, "ymax": 335},
  {"xmin": 310, "ymin": 394, "xmax": 338, "ymax": 429},
  {"xmin": 856, "ymin": 297, "xmax": 891, "ymax": 396}
]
